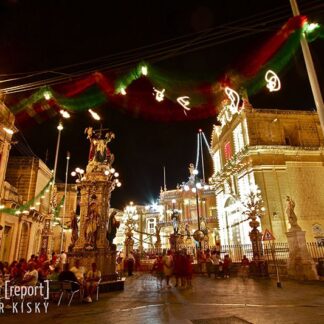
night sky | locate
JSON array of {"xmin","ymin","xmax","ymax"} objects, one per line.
[{"xmin": 1, "ymin": 0, "xmax": 323, "ymax": 209}]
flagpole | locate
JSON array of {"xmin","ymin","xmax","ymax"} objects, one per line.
[{"xmin": 290, "ymin": 0, "xmax": 324, "ymax": 137}]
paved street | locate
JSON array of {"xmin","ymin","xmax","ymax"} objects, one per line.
[{"xmin": 2, "ymin": 273, "xmax": 324, "ymax": 324}]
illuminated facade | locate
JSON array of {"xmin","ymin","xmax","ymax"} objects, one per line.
[
  {"xmin": 159, "ymin": 180, "xmax": 218, "ymax": 248},
  {"xmin": 210, "ymin": 100, "xmax": 324, "ymax": 244}
]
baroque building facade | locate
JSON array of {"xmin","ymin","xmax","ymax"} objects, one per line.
[
  {"xmin": 210, "ymin": 99, "xmax": 324, "ymax": 245},
  {"xmin": 159, "ymin": 174, "xmax": 218, "ymax": 249}
]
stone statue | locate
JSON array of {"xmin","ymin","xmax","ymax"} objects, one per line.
[
  {"xmin": 185, "ymin": 223, "xmax": 191, "ymax": 239},
  {"xmin": 107, "ymin": 210, "xmax": 120, "ymax": 247},
  {"xmin": 286, "ymin": 196, "xmax": 301, "ymax": 231},
  {"xmin": 171, "ymin": 210, "xmax": 179, "ymax": 234},
  {"xmin": 85, "ymin": 127, "xmax": 115, "ymax": 164},
  {"xmin": 188, "ymin": 163, "xmax": 195, "ymax": 183},
  {"xmin": 155, "ymin": 225, "xmax": 161, "ymax": 244},
  {"xmin": 84, "ymin": 201, "xmax": 100, "ymax": 249},
  {"xmin": 70, "ymin": 214, "xmax": 79, "ymax": 246}
]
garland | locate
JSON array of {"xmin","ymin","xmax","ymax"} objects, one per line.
[
  {"xmin": 9, "ymin": 16, "xmax": 323, "ymax": 125},
  {"xmin": 0, "ymin": 178, "xmax": 52, "ymax": 216}
]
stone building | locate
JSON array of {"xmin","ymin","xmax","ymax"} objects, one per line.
[
  {"xmin": 2, "ymin": 156, "xmax": 52, "ymax": 262},
  {"xmin": 210, "ymin": 99, "xmax": 324, "ymax": 244},
  {"xmin": 159, "ymin": 174, "xmax": 218, "ymax": 249},
  {"xmin": 51, "ymin": 183, "xmax": 78, "ymax": 253}
]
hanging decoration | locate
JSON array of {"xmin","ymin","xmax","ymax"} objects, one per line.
[
  {"xmin": 225, "ymin": 87, "xmax": 240, "ymax": 114},
  {"xmin": 176, "ymin": 96, "xmax": 191, "ymax": 111},
  {"xmin": 153, "ymin": 87, "xmax": 165, "ymax": 102},
  {"xmin": 7, "ymin": 16, "xmax": 323, "ymax": 125},
  {"xmin": 265, "ymin": 70, "xmax": 281, "ymax": 92}
]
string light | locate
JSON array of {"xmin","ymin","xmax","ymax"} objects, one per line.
[
  {"xmin": 60, "ymin": 110, "xmax": 71, "ymax": 118},
  {"xmin": 88, "ymin": 109, "xmax": 100, "ymax": 120},
  {"xmin": 141, "ymin": 66, "xmax": 148, "ymax": 76},
  {"xmin": 43, "ymin": 90, "xmax": 52, "ymax": 100}
]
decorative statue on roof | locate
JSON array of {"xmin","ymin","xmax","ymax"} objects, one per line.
[
  {"xmin": 188, "ymin": 163, "xmax": 195, "ymax": 184},
  {"xmin": 85, "ymin": 127, "xmax": 115, "ymax": 165}
]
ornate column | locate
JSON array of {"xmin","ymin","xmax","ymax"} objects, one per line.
[{"xmin": 69, "ymin": 127, "xmax": 121, "ymax": 280}]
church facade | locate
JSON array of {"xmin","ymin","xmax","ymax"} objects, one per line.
[{"xmin": 210, "ymin": 100, "xmax": 324, "ymax": 244}]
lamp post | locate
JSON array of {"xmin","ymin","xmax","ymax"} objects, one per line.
[
  {"xmin": 241, "ymin": 185, "xmax": 266, "ymax": 275},
  {"xmin": 183, "ymin": 169, "xmax": 209, "ymax": 250},
  {"xmin": 123, "ymin": 202, "xmax": 138, "ymax": 256},
  {"xmin": 60, "ymin": 151, "xmax": 70, "ymax": 253}
]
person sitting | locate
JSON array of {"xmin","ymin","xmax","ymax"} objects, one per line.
[
  {"xmin": 20, "ymin": 263, "xmax": 38, "ymax": 286},
  {"xmin": 48, "ymin": 266, "xmax": 61, "ymax": 281},
  {"xmin": 58, "ymin": 263, "xmax": 79, "ymax": 291},
  {"xmin": 84, "ymin": 263, "xmax": 101, "ymax": 303},
  {"xmin": 70, "ymin": 259, "xmax": 86, "ymax": 284}
]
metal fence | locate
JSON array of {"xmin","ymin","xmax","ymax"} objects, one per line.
[{"xmin": 140, "ymin": 242, "xmax": 324, "ymax": 263}]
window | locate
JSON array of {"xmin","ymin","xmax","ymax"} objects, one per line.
[
  {"xmin": 148, "ymin": 218, "xmax": 155, "ymax": 234},
  {"xmin": 213, "ymin": 150, "xmax": 222, "ymax": 173},
  {"xmin": 224, "ymin": 141, "xmax": 232, "ymax": 161},
  {"xmin": 233, "ymin": 123, "xmax": 245, "ymax": 153}
]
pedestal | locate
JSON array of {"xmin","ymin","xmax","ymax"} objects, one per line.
[
  {"xmin": 249, "ymin": 228, "xmax": 268, "ymax": 277},
  {"xmin": 69, "ymin": 248, "xmax": 117, "ymax": 281},
  {"xmin": 286, "ymin": 230, "xmax": 318, "ymax": 280}
]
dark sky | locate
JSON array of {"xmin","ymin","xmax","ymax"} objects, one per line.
[{"xmin": 1, "ymin": 0, "xmax": 323, "ymax": 209}]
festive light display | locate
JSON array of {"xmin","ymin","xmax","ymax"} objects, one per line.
[
  {"xmin": 265, "ymin": 70, "xmax": 281, "ymax": 92},
  {"xmin": 7, "ymin": 16, "xmax": 323, "ymax": 124},
  {"xmin": 153, "ymin": 87, "xmax": 165, "ymax": 102},
  {"xmin": 225, "ymin": 87, "xmax": 240, "ymax": 113},
  {"xmin": 176, "ymin": 96, "xmax": 191, "ymax": 111}
]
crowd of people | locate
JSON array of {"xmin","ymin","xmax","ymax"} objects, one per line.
[
  {"xmin": 115, "ymin": 248, "xmax": 251, "ymax": 288},
  {"xmin": 0, "ymin": 250, "xmax": 101, "ymax": 304}
]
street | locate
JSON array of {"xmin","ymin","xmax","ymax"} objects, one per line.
[{"xmin": 2, "ymin": 273, "xmax": 324, "ymax": 324}]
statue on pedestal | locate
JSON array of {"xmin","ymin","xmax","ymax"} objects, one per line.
[
  {"xmin": 84, "ymin": 199, "xmax": 100, "ymax": 250},
  {"xmin": 85, "ymin": 127, "xmax": 115, "ymax": 172},
  {"xmin": 171, "ymin": 211, "xmax": 179, "ymax": 234},
  {"xmin": 286, "ymin": 196, "xmax": 301, "ymax": 231},
  {"xmin": 107, "ymin": 210, "xmax": 120, "ymax": 248},
  {"xmin": 69, "ymin": 214, "xmax": 79, "ymax": 251}
]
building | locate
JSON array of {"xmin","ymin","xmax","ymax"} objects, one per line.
[
  {"xmin": 52, "ymin": 183, "xmax": 78, "ymax": 253},
  {"xmin": 210, "ymin": 99, "xmax": 324, "ymax": 244},
  {"xmin": 159, "ymin": 168, "xmax": 218, "ymax": 249},
  {"xmin": 2, "ymin": 156, "xmax": 52, "ymax": 262}
]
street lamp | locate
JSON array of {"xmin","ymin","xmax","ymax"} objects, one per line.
[
  {"xmin": 71, "ymin": 167, "xmax": 85, "ymax": 183},
  {"xmin": 60, "ymin": 151, "xmax": 70, "ymax": 252},
  {"xmin": 183, "ymin": 169, "xmax": 209, "ymax": 249},
  {"xmin": 241, "ymin": 185, "xmax": 266, "ymax": 260},
  {"xmin": 123, "ymin": 202, "xmax": 138, "ymax": 256}
]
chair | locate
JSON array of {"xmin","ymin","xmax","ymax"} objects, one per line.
[
  {"xmin": 96, "ymin": 278, "xmax": 102, "ymax": 301},
  {"xmin": 58, "ymin": 280, "xmax": 81, "ymax": 306},
  {"xmin": 48, "ymin": 280, "xmax": 63, "ymax": 304}
]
